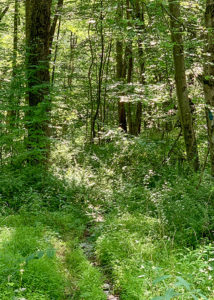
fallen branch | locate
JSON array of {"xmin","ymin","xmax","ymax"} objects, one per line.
[
  {"xmin": 162, "ymin": 128, "xmax": 182, "ymax": 165},
  {"xmin": 196, "ymin": 148, "xmax": 210, "ymax": 190}
]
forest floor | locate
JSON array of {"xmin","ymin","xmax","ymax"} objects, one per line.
[{"xmin": 0, "ymin": 133, "xmax": 214, "ymax": 299}]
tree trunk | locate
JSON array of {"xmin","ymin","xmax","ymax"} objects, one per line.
[
  {"xmin": 7, "ymin": 0, "xmax": 18, "ymax": 128},
  {"xmin": 203, "ymin": 0, "xmax": 214, "ymax": 175},
  {"xmin": 116, "ymin": 0, "xmax": 127, "ymax": 132},
  {"xmin": 126, "ymin": 39, "xmax": 135, "ymax": 134},
  {"xmin": 135, "ymin": 0, "xmax": 145, "ymax": 135},
  {"xmin": 125, "ymin": 0, "xmax": 143, "ymax": 136},
  {"xmin": 91, "ymin": 0, "xmax": 104, "ymax": 140},
  {"xmin": 125, "ymin": 0, "xmax": 135, "ymax": 135},
  {"xmin": 67, "ymin": 32, "xmax": 77, "ymax": 88},
  {"xmin": 168, "ymin": 0, "xmax": 199, "ymax": 171},
  {"xmin": 49, "ymin": 0, "xmax": 64, "ymax": 52},
  {"xmin": 25, "ymin": 0, "xmax": 52, "ymax": 164},
  {"xmin": 51, "ymin": 17, "xmax": 62, "ymax": 85}
]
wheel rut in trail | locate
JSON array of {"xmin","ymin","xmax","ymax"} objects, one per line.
[
  {"xmin": 80, "ymin": 240, "xmax": 119, "ymax": 300},
  {"xmin": 81, "ymin": 208, "xmax": 120, "ymax": 300},
  {"xmin": 103, "ymin": 284, "xmax": 119, "ymax": 300}
]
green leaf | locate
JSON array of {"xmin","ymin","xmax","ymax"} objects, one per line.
[
  {"xmin": 152, "ymin": 288, "xmax": 180, "ymax": 300},
  {"xmin": 46, "ymin": 248, "xmax": 56, "ymax": 258},
  {"xmin": 25, "ymin": 253, "xmax": 36, "ymax": 263},
  {"xmin": 165, "ymin": 288, "xmax": 180, "ymax": 300},
  {"xmin": 153, "ymin": 275, "xmax": 171, "ymax": 285},
  {"xmin": 175, "ymin": 276, "xmax": 190, "ymax": 291},
  {"xmin": 197, "ymin": 293, "xmax": 208, "ymax": 300},
  {"xmin": 35, "ymin": 251, "xmax": 45, "ymax": 259}
]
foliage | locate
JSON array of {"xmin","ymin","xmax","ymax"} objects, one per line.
[{"xmin": 0, "ymin": 0, "xmax": 214, "ymax": 299}]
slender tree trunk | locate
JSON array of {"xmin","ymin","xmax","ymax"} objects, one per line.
[
  {"xmin": 88, "ymin": 23, "xmax": 95, "ymax": 142},
  {"xmin": 91, "ymin": 0, "xmax": 105, "ymax": 140},
  {"xmin": 135, "ymin": 0, "xmax": 145, "ymax": 135},
  {"xmin": 51, "ymin": 17, "xmax": 61, "ymax": 85},
  {"xmin": 125, "ymin": 0, "xmax": 135, "ymax": 135},
  {"xmin": 7, "ymin": 0, "xmax": 19, "ymax": 128},
  {"xmin": 168, "ymin": 0, "xmax": 199, "ymax": 171},
  {"xmin": 49, "ymin": 0, "xmax": 64, "ymax": 52},
  {"xmin": 126, "ymin": 0, "xmax": 143, "ymax": 136},
  {"xmin": 116, "ymin": 0, "xmax": 127, "ymax": 132},
  {"xmin": 126, "ymin": 38, "xmax": 134, "ymax": 134},
  {"xmin": 25, "ymin": 0, "xmax": 52, "ymax": 164},
  {"xmin": 13, "ymin": 0, "xmax": 18, "ymax": 73},
  {"xmin": 117, "ymin": 40, "xmax": 127, "ymax": 132},
  {"xmin": 103, "ymin": 40, "xmax": 112, "ymax": 125},
  {"xmin": 67, "ymin": 32, "xmax": 77, "ymax": 88},
  {"xmin": 203, "ymin": 0, "xmax": 214, "ymax": 175}
]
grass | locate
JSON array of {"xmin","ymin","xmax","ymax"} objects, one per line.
[
  {"xmin": 66, "ymin": 248, "xmax": 106, "ymax": 299},
  {"xmin": 0, "ymin": 223, "xmax": 65, "ymax": 299},
  {"xmin": 0, "ymin": 132, "xmax": 214, "ymax": 299},
  {"xmin": 95, "ymin": 213, "xmax": 214, "ymax": 299},
  {"xmin": 0, "ymin": 212, "xmax": 107, "ymax": 299},
  {"xmin": 0, "ymin": 210, "xmax": 213, "ymax": 299}
]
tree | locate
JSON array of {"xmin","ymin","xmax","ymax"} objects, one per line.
[
  {"xmin": 25, "ymin": 0, "xmax": 52, "ymax": 164},
  {"xmin": 203, "ymin": 0, "xmax": 214, "ymax": 176},
  {"xmin": 50, "ymin": 0, "xmax": 64, "ymax": 52},
  {"xmin": 127, "ymin": 0, "xmax": 145, "ymax": 136},
  {"xmin": 91, "ymin": 0, "xmax": 105, "ymax": 140},
  {"xmin": 7, "ymin": 0, "xmax": 18, "ymax": 127},
  {"xmin": 116, "ymin": 0, "xmax": 127, "ymax": 132},
  {"xmin": 168, "ymin": 0, "xmax": 199, "ymax": 171},
  {"xmin": 117, "ymin": 0, "xmax": 144, "ymax": 136},
  {"xmin": 135, "ymin": 0, "xmax": 145, "ymax": 135}
]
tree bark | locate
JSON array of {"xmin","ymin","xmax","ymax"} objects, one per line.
[
  {"xmin": 135, "ymin": 0, "xmax": 145, "ymax": 135},
  {"xmin": 91, "ymin": 0, "xmax": 104, "ymax": 140},
  {"xmin": 126, "ymin": 0, "xmax": 143, "ymax": 136},
  {"xmin": 7, "ymin": 0, "xmax": 18, "ymax": 127},
  {"xmin": 51, "ymin": 17, "xmax": 62, "ymax": 85},
  {"xmin": 168, "ymin": 0, "xmax": 199, "ymax": 171},
  {"xmin": 67, "ymin": 32, "xmax": 77, "ymax": 88},
  {"xmin": 203, "ymin": 0, "xmax": 214, "ymax": 175},
  {"xmin": 25, "ymin": 0, "xmax": 52, "ymax": 164},
  {"xmin": 116, "ymin": 0, "xmax": 127, "ymax": 132},
  {"xmin": 125, "ymin": 0, "xmax": 135, "ymax": 135}
]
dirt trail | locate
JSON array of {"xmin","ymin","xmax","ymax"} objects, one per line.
[{"xmin": 80, "ymin": 207, "xmax": 120, "ymax": 300}]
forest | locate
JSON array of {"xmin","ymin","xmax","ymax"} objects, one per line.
[{"xmin": 0, "ymin": 0, "xmax": 214, "ymax": 299}]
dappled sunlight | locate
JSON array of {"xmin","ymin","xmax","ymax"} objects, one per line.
[
  {"xmin": 0, "ymin": 0, "xmax": 214, "ymax": 298},
  {"xmin": 0, "ymin": 226, "xmax": 14, "ymax": 250}
]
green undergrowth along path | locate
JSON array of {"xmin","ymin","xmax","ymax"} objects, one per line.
[
  {"xmin": 49, "ymin": 138, "xmax": 214, "ymax": 299},
  {"xmin": 1, "ymin": 136, "xmax": 214, "ymax": 299},
  {"xmin": 0, "ymin": 209, "xmax": 213, "ymax": 299},
  {"xmin": 92, "ymin": 213, "xmax": 214, "ymax": 300},
  {"xmin": 0, "ymin": 211, "xmax": 107, "ymax": 300}
]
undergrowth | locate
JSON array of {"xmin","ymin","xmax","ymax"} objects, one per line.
[{"xmin": 0, "ymin": 131, "xmax": 213, "ymax": 299}]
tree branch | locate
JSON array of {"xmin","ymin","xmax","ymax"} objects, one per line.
[{"xmin": 0, "ymin": 6, "xmax": 9, "ymax": 22}]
